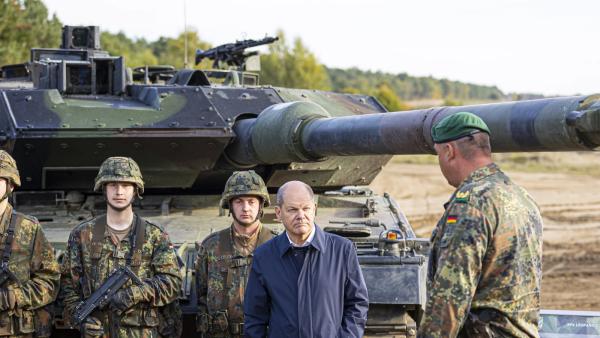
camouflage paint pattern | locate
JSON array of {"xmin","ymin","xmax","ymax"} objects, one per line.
[
  {"xmin": 0, "ymin": 151, "xmax": 20, "ymax": 188},
  {"xmin": 419, "ymin": 163, "xmax": 543, "ymax": 338},
  {"xmin": 195, "ymin": 224, "xmax": 275, "ymax": 337},
  {"xmin": 0, "ymin": 204, "xmax": 60, "ymax": 337},
  {"xmin": 94, "ymin": 157, "xmax": 144, "ymax": 193},
  {"xmin": 44, "ymin": 92, "xmax": 188, "ymax": 128},
  {"xmin": 219, "ymin": 170, "xmax": 270, "ymax": 209},
  {"xmin": 60, "ymin": 215, "xmax": 181, "ymax": 338}
]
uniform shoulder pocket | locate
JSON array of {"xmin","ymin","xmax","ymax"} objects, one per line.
[{"xmin": 439, "ymin": 202, "xmax": 480, "ymax": 248}]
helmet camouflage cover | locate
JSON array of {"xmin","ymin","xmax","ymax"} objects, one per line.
[
  {"xmin": 220, "ymin": 170, "xmax": 270, "ymax": 209},
  {"xmin": 0, "ymin": 150, "xmax": 20, "ymax": 187},
  {"xmin": 94, "ymin": 156, "xmax": 144, "ymax": 193}
]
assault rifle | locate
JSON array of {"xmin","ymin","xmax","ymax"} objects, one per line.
[
  {"xmin": 195, "ymin": 36, "xmax": 279, "ymax": 69},
  {"xmin": 0, "ymin": 212, "xmax": 17, "ymax": 287},
  {"xmin": 72, "ymin": 265, "xmax": 143, "ymax": 327},
  {"xmin": 0, "ymin": 262, "xmax": 18, "ymax": 286}
]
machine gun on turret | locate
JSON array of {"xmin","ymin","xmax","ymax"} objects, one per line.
[{"xmin": 194, "ymin": 36, "xmax": 278, "ymax": 69}]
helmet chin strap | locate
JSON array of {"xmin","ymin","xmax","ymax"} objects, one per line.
[{"xmin": 135, "ymin": 186, "xmax": 143, "ymax": 200}]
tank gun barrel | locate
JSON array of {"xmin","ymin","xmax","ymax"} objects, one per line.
[{"xmin": 226, "ymin": 95, "xmax": 600, "ymax": 166}]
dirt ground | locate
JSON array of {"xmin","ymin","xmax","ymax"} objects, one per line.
[{"xmin": 370, "ymin": 160, "xmax": 600, "ymax": 311}]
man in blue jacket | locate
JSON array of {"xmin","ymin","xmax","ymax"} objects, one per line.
[{"xmin": 244, "ymin": 180, "xmax": 369, "ymax": 338}]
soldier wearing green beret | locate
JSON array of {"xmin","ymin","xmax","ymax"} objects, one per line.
[
  {"xmin": 418, "ymin": 112, "xmax": 543, "ymax": 338},
  {"xmin": 0, "ymin": 150, "xmax": 60, "ymax": 337},
  {"xmin": 60, "ymin": 157, "xmax": 182, "ymax": 338},
  {"xmin": 194, "ymin": 171, "xmax": 276, "ymax": 338}
]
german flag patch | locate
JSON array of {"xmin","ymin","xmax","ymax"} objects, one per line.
[{"xmin": 446, "ymin": 215, "xmax": 458, "ymax": 224}]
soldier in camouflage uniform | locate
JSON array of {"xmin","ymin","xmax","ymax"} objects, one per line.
[
  {"xmin": 0, "ymin": 150, "xmax": 60, "ymax": 338},
  {"xmin": 60, "ymin": 157, "xmax": 182, "ymax": 338},
  {"xmin": 194, "ymin": 170, "xmax": 276, "ymax": 337},
  {"xmin": 418, "ymin": 112, "xmax": 543, "ymax": 338}
]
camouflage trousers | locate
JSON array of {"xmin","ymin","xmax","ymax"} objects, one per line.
[{"xmin": 83, "ymin": 327, "xmax": 158, "ymax": 338}]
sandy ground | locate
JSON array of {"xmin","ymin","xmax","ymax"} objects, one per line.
[{"xmin": 370, "ymin": 162, "xmax": 600, "ymax": 311}]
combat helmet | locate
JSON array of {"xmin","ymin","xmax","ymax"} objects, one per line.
[
  {"xmin": 94, "ymin": 157, "xmax": 144, "ymax": 193},
  {"xmin": 0, "ymin": 150, "xmax": 20, "ymax": 188},
  {"xmin": 220, "ymin": 170, "xmax": 270, "ymax": 209}
]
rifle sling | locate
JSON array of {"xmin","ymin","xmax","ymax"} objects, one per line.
[
  {"xmin": 216, "ymin": 227, "xmax": 235, "ymax": 322},
  {"xmin": 91, "ymin": 214, "xmax": 145, "ymax": 265},
  {"xmin": 218, "ymin": 225, "xmax": 269, "ymax": 319},
  {"xmin": 218, "ymin": 224, "xmax": 271, "ymax": 262},
  {"xmin": 256, "ymin": 226, "xmax": 272, "ymax": 247},
  {"xmin": 90, "ymin": 215, "xmax": 106, "ymax": 261},
  {"xmin": 86, "ymin": 214, "xmax": 146, "ymax": 296},
  {"xmin": 1, "ymin": 210, "xmax": 18, "ymax": 268},
  {"xmin": 128, "ymin": 214, "xmax": 145, "ymax": 271}
]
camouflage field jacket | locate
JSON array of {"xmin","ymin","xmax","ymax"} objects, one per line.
[
  {"xmin": 419, "ymin": 163, "xmax": 543, "ymax": 338},
  {"xmin": 60, "ymin": 214, "xmax": 181, "ymax": 338},
  {"xmin": 195, "ymin": 224, "xmax": 275, "ymax": 336},
  {"xmin": 0, "ymin": 204, "xmax": 60, "ymax": 337}
]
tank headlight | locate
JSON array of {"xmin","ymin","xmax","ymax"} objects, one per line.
[{"xmin": 380, "ymin": 229, "xmax": 402, "ymax": 242}]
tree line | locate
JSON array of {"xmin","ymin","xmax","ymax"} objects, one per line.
[
  {"xmin": 1, "ymin": 0, "xmax": 507, "ymax": 111},
  {"xmin": 327, "ymin": 68, "xmax": 504, "ymax": 103}
]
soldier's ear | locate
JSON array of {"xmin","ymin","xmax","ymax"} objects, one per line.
[
  {"xmin": 445, "ymin": 143, "xmax": 456, "ymax": 161},
  {"xmin": 134, "ymin": 186, "xmax": 142, "ymax": 200}
]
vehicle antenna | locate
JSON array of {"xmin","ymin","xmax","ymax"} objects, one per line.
[{"xmin": 183, "ymin": 0, "xmax": 189, "ymax": 69}]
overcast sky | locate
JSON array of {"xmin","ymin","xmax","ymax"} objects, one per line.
[{"xmin": 43, "ymin": 0, "xmax": 599, "ymax": 96}]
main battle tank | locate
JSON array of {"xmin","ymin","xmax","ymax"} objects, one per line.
[{"xmin": 0, "ymin": 26, "xmax": 599, "ymax": 337}]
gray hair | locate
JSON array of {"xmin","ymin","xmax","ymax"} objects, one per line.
[
  {"xmin": 276, "ymin": 181, "xmax": 315, "ymax": 206},
  {"xmin": 455, "ymin": 132, "xmax": 491, "ymax": 160}
]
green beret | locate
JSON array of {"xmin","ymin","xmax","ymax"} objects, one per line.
[{"xmin": 431, "ymin": 112, "xmax": 490, "ymax": 143}]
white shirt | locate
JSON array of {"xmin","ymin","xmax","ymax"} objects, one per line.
[{"xmin": 286, "ymin": 226, "xmax": 316, "ymax": 248}]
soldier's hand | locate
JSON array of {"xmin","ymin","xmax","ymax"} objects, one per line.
[
  {"xmin": 0, "ymin": 288, "xmax": 16, "ymax": 311},
  {"xmin": 110, "ymin": 287, "xmax": 138, "ymax": 314},
  {"xmin": 82, "ymin": 316, "xmax": 104, "ymax": 337}
]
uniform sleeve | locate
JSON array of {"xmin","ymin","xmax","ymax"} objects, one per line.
[
  {"xmin": 244, "ymin": 254, "xmax": 270, "ymax": 338},
  {"xmin": 11, "ymin": 223, "xmax": 60, "ymax": 310},
  {"xmin": 195, "ymin": 242, "xmax": 208, "ymax": 318},
  {"xmin": 133, "ymin": 229, "xmax": 182, "ymax": 307},
  {"xmin": 418, "ymin": 203, "xmax": 491, "ymax": 338},
  {"xmin": 340, "ymin": 242, "xmax": 369, "ymax": 338},
  {"xmin": 60, "ymin": 231, "xmax": 85, "ymax": 322}
]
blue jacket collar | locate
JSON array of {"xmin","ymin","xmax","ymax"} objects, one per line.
[{"xmin": 277, "ymin": 224, "xmax": 327, "ymax": 257}]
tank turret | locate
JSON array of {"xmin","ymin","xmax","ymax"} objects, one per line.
[
  {"xmin": 0, "ymin": 86, "xmax": 597, "ymax": 193},
  {"xmin": 0, "ymin": 25, "xmax": 598, "ymax": 337}
]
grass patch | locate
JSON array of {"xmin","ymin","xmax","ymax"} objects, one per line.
[
  {"xmin": 494, "ymin": 152, "xmax": 600, "ymax": 176},
  {"xmin": 392, "ymin": 155, "xmax": 438, "ymax": 165}
]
